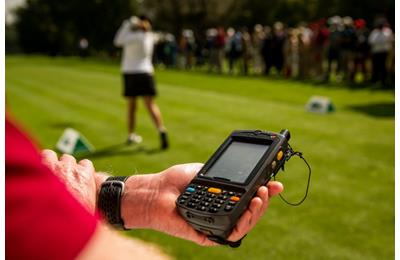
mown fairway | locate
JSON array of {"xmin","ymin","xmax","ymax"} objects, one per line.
[{"xmin": 6, "ymin": 56, "xmax": 394, "ymax": 259}]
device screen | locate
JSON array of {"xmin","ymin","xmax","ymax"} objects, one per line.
[{"xmin": 205, "ymin": 141, "xmax": 270, "ymax": 183}]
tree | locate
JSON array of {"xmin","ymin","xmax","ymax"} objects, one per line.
[
  {"xmin": 140, "ymin": 0, "xmax": 394, "ymax": 32},
  {"xmin": 13, "ymin": 0, "xmax": 394, "ymax": 55},
  {"xmin": 15, "ymin": 0, "xmax": 137, "ymax": 55}
]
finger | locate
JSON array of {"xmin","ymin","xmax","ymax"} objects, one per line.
[
  {"xmin": 60, "ymin": 153, "xmax": 77, "ymax": 165},
  {"xmin": 166, "ymin": 163, "xmax": 204, "ymax": 189},
  {"xmin": 41, "ymin": 149, "xmax": 58, "ymax": 171},
  {"xmin": 236, "ymin": 187, "xmax": 268, "ymax": 227},
  {"xmin": 257, "ymin": 186, "xmax": 269, "ymax": 201},
  {"xmin": 78, "ymin": 159, "xmax": 95, "ymax": 172},
  {"xmin": 197, "ymin": 234, "xmax": 219, "ymax": 247},
  {"xmin": 255, "ymin": 186, "xmax": 269, "ymax": 216},
  {"xmin": 228, "ymin": 210, "xmax": 252, "ymax": 242},
  {"xmin": 266, "ymin": 181, "xmax": 284, "ymax": 197},
  {"xmin": 226, "ymin": 185, "xmax": 280, "ymax": 242},
  {"xmin": 246, "ymin": 197, "xmax": 263, "ymax": 228},
  {"xmin": 172, "ymin": 216, "xmax": 218, "ymax": 246},
  {"xmin": 257, "ymin": 186, "xmax": 271, "ymax": 220},
  {"xmin": 53, "ymin": 162, "xmax": 68, "ymax": 182},
  {"xmin": 227, "ymin": 198, "xmax": 263, "ymax": 242},
  {"xmin": 59, "ymin": 154, "xmax": 77, "ymax": 180},
  {"xmin": 182, "ymin": 163, "xmax": 204, "ymax": 176}
]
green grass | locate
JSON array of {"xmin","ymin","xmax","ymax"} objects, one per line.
[{"xmin": 6, "ymin": 55, "xmax": 394, "ymax": 259}]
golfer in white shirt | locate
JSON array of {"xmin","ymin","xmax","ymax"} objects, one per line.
[{"xmin": 114, "ymin": 16, "xmax": 168, "ymax": 149}]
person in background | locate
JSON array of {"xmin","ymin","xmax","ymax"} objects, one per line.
[
  {"xmin": 251, "ymin": 24, "xmax": 265, "ymax": 75},
  {"xmin": 297, "ymin": 23, "xmax": 313, "ymax": 79},
  {"xmin": 178, "ymin": 30, "xmax": 195, "ymax": 70},
  {"xmin": 165, "ymin": 33, "xmax": 178, "ymax": 68},
  {"xmin": 368, "ymin": 18, "xmax": 394, "ymax": 87},
  {"xmin": 324, "ymin": 16, "xmax": 343, "ymax": 82},
  {"xmin": 153, "ymin": 33, "xmax": 167, "ymax": 67},
  {"xmin": 226, "ymin": 28, "xmax": 243, "ymax": 74},
  {"xmin": 283, "ymin": 28, "xmax": 299, "ymax": 78},
  {"xmin": 241, "ymin": 27, "xmax": 253, "ymax": 75},
  {"xmin": 194, "ymin": 31, "xmax": 206, "ymax": 68},
  {"xmin": 114, "ymin": 15, "xmax": 169, "ymax": 150},
  {"xmin": 78, "ymin": 37, "xmax": 89, "ymax": 58},
  {"xmin": 340, "ymin": 16, "xmax": 357, "ymax": 82},
  {"xmin": 387, "ymin": 33, "xmax": 395, "ymax": 87},
  {"xmin": 350, "ymin": 19, "xmax": 370, "ymax": 83},
  {"xmin": 312, "ymin": 19, "xmax": 330, "ymax": 81},
  {"xmin": 214, "ymin": 27, "xmax": 226, "ymax": 74},
  {"xmin": 207, "ymin": 28, "xmax": 218, "ymax": 73},
  {"xmin": 264, "ymin": 22, "xmax": 286, "ymax": 76},
  {"xmin": 261, "ymin": 26, "xmax": 273, "ymax": 75},
  {"xmin": 272, "ymin": 22, "xmax": 286, "ymax": 75},
  {"xmin": 6, "ymin": 114, "xmax": 284, "ymax": 259}
]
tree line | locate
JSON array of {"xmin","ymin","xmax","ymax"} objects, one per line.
[{"xmin": 7, "ymin": 0, "xmax": 394, "ymax": 56}]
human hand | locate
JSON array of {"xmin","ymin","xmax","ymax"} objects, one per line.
[
  {"xmin": 121, "ymin": 164, "xmax": 283, "ymax": 246},
  {"xmin": 41, "ymin": 150, "xmax": 97, "ymax": 214}
]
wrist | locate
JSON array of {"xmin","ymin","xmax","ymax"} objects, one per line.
[{"xmin": 120, "ymin": 173, "xmax": 161, "ymax": 229}]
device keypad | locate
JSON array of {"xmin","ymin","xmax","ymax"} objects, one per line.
[
  {"xmin": 178, "ymin": 184, "xmax": 241, "ymax": 213},
  {"xmin": 224, "ymin": 205, "xmax": 233, "ymax": 211},
  {"xmin": 215, "ymin": 199, "xmax": 225, "ymax": 204}
]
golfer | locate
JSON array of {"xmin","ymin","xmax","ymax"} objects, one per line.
[{"xmin": 114, "ymin": 16, "xmax": 168, "ymax": 149}]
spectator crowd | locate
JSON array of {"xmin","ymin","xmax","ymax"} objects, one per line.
[{"xmin": 152, "ymin": 16, "xmax": 394, "ymax": 87}]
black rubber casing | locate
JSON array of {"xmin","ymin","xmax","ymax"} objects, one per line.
[{"xmin": 176, "ymin": 129, "xmax": 290, "ymax": 240}]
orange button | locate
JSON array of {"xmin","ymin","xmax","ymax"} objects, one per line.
[
  {"xmin": 230, "ymin": 196, "xmax": 240, "ymax": 202},
  {"xmin": 208, "ymin": 187, "xmax": 222, "ymax": 194},
  {"xmin": 277, "ymin": 150, "xmax": 284, "ymax": 161}
]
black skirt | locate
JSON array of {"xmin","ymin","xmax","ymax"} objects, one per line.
[{"xmin": 123, "ymin": 73, "xmax": 157, "ymax": 97}]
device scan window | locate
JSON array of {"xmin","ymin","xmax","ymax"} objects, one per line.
[{"xmin": 206, "ymin": 141, "xmax": 269, "ymax": 183}]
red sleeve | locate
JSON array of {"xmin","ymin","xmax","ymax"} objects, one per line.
[{"xmin": 6, "ymin": 117, "xmax": 98, "ymax": 259}]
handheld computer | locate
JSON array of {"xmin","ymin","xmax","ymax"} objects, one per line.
[{"xmin": 176, "ymin": 129, "xmax": 294, "ymax": 246}]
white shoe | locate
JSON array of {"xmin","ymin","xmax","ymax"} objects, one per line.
[{"xmin": 127, "ymin": 133, "xmax": 143, "ymax": 145}]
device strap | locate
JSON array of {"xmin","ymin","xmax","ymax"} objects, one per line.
[
  {"xmin": 207, "ymin": 235, "xmax": 246, "ymax": 248},
  {"xmin": 275, "ymin": 145, "xmax": 311, "ymax": 206}
]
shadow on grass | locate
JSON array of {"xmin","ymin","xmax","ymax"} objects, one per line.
[
  {"xmin": 347, "ymin": 102, "xmax": 395, "ymax": 118},
  {"xmin": 74, "ymin": 142, "xmax": 163, "ymax": 160}
]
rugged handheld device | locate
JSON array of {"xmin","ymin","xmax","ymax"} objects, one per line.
[{"xmin": 176, "ymin": 129, "xmax": 296, "ymax": 247}]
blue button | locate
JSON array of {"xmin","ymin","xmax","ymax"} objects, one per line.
[{"xmin": 186, "ymin": 187, "xmax": 195, "ymax": 193}]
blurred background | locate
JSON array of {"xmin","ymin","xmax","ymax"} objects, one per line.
[{"xmin": 5, "ymin": 0, "xmax": 394, "ymax": 259}]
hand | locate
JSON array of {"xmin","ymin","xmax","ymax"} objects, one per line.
[
  {"xmin": 41, "ymin": 150, "xmax": 97, "ymax": 214},
  {"xmin": 121, "ymin": 163, "xmax": 283, "ymax": 246}
]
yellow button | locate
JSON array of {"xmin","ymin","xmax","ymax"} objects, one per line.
[
  {"xmin": 208, "ymin": 187, "xmax": 222, "ymax": 194},
  {"xmin": 230, "ymin": 196, "xmax": 240, "ymax": 202},
  {"xmin": 271, "ymin": 161, "xmax": 277, "ymax": 169},
  {"xmin": 277, "ymin": 150, "xmax": 284, "ymax": 161}
]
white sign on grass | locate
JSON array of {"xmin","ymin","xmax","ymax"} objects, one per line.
[
  {"xmin": 305, "ymin": 96, "xmax": 335, "ymax": 114},
  {"xmin": 56, "ymin": 128, "xmax": 94, "ymax": 154}
]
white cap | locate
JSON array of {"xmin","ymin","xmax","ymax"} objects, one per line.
[{"xmin": 129, "ymin": 16, "xmax": 141, "ymax": 28}]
